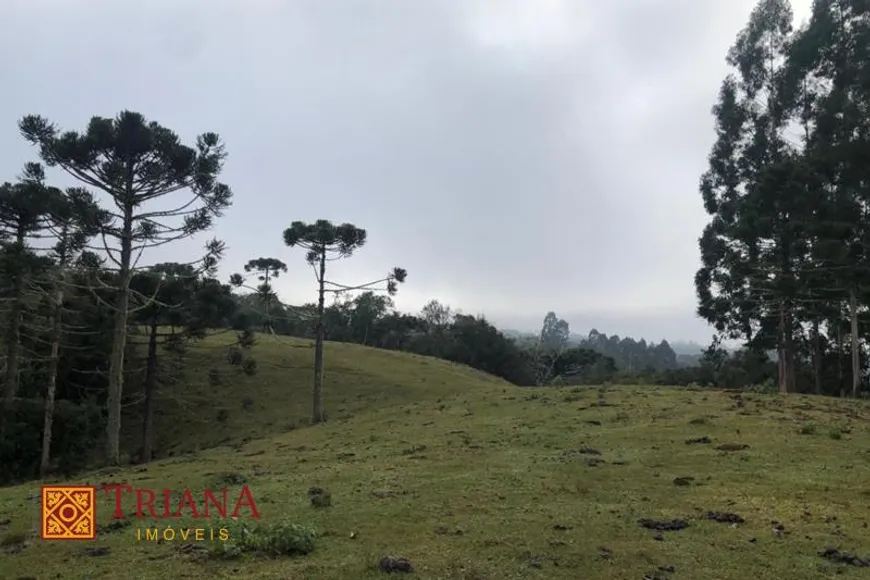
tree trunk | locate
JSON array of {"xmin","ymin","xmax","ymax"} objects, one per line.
[
  {"xmin": 837, "ymin": 319, "xmax": 845, "ymax": 398},
  {"xmin": 140, "ymin": 317, "xmax": 160, "ymax": 463},
  {"xmin": 784, "ymin": 306, "xmax": 796, "ymax": 393},
  {"xmin": 850, "ymin": 286, "xmax": 860, "ymax": 398},
  {"xmin": 312, "ymin": 248, "xmax": 327, "ymax": 424},
  {"xmin": 777, "ymin": 302, "xmax": 787, "ymax": 394},
  {"xmin": 0, "ymin": 239, "xmax": 27, "ymax": 435},
  {"xmin": 39, "ymin": 283, "xmax": 64, "ymax": 478},
  {"xmin": 105, "ymin": 209, "xmax": 133, "ymax": 465},
  {"xmin": 812, "ymin": 317, "xmax": 822, "ymax": 395}
]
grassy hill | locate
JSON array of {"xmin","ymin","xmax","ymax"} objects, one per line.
[
  {"xmin": 118, "ymin": 331, "xmax": 509, "ymax": 458},
  {"xmin": 2, "ymin": 334, "xmax": 870, "ymax": 579}
]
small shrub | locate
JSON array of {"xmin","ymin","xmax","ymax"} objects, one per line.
[
  {"xmin": 241, "ymin": 396, "xmax": 255, "ymax": 411},
  {"xmin": 209, "ymin": 519, "xmax": 317, "ymax": 559},
  {"xmin": 308, "ymin": 487, "xmax": 332, "ymax": 508},
  {"xmin": 799, "ymin": 422, "xmax": 818, "ymax": 435},
  {"xmin": 747, "ymin": 379, "xmax": 777, "ymax": 395},
  {"xmin": 226, "ymin": 347, "xmax": 243, "ymax": 366},
  {"xmin": 0, "ymin": 398, "xmax": 103, "ymax": 484},
  {"xmin": 216, "ymin": 409, "xmax": 229, "ymax": 423},
  {"xmin": 242, "ymin": 357, "xmax": 258, "ymax": 376},
  {"xmin": 829, "ymin": 428, "xmax": 843, "ymax": 440},
  {"xmin": 211, "ymin": 472, "xmax": 248, "ymax": 486},
  {"xmin": 207, "ymin": 368, "xmax": 222, "ymax": 387}
]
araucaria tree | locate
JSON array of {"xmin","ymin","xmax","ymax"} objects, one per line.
[
  {"xmin": 19, "ymin": 111, "xmax": 233, "ymax": 464},
  {"xmin": 0, "ymin": 178, "xmax": 49, "ymax": 430},
  {"xmin": 283, "ymin": 220, "xmax": 406, "ymax": 423},
  {"xmin": 242, "ymin": 258, "xmax": 288, "ymax": 332}
]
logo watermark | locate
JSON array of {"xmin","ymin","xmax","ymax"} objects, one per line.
[
  {"xmin": 40, "ymin": 483, "xmax": 260, "ymax": 542},
  {"xmin": 41, "ymin": 486, "xmax": 96, "ymax": 540}
]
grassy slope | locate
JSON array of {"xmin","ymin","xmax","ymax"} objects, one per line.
[{"xmin": 2, "ymin": 334, "xmax": 870, "ymax": 579}]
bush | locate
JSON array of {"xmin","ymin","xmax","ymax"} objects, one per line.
[
  {"xmin": 0, "ymin": 397, "xmax": 104, "ymax": 484},
  {"xmin": 799, "ymin": 422, "xmax": 818, "ymax": 435},
  {"xmin": 208, "ymin": 519, "xmax": 318, "ymax": 559},
  {"xmin": 746, "ymin": 378, "xmax": 777, "ymax": 395}
]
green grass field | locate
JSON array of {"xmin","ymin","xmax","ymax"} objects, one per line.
[{"xmin": 2, "ymin": 333, "xmax": 870, "ymax": 579}]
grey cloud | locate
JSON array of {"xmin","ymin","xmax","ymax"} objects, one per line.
[{"xmin": 0, "ymin": 0, "xmax": 813, "ymax": 343}]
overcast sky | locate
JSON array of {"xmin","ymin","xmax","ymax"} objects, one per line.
[{"xmin": 0, "ymin": 0, "xmax": 813, "ymax": 343}]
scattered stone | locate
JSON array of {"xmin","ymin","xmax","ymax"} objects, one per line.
[
  {"xmin": 379, "ymin": 556, "xmax": 414, "ymax": 573},
  {"xmin": 585, "ymin": 457, "xmax": 606, "ymax": 467},
  {"xmin": 673, "ymin": 477, "xmax": 694, "ymax": 487},
  {"xmin": 97, "ymin": 519, "xmax": 131, "ymax": 534},
  {"xmin": 578, "ymin": 446, "xmax": 601, "ymax": 455},
  {"xmin": 685, "ymin": 436, "xmax": 712, "ymax": 445},
  {"xmin": 653, "ymin": 532, "xmax": 664, "ymax": 541},
  {"xmin": 772, "ymin": 521, "xmax": 787, "ymax": 537},
  {"xmin": 705, "ymin": 512, "xmax": 745, "ymax": 524},
  {"xmin": 819, "ymin": 547, "xmax": 870, "ymax": 567},
  {"xmin": 638, "ymin": 518, "xmax": 689, "ymax": 532},
  {"xmin": 372, "ymin": 490, "xmax": 405, "ymax": 499},
  {"xmin": 81, "ymin": 546, "xmax": 111, "ymax": 557},
  {"xmin": 715, "ymin": 443, "xmax": 749, "ymax": 451},
  {"xmin": 0, "ymin": 519, "xmax": 10, "ymax": 526},
  {"xmin": 643, "ymin": 567, "xmax": 674, "ymax": 580},
  {"xmin": 177, "ymin": 542, "xmax": 209, "ymax": 561},
  {"xmin": 552, "ymin": 524, "xmax": 572, "ymax": 531},
  {"xmin": 585, "ymin": 420, "xmax": 602, "ymax": 426},
  {"xmin": 402, "ymin": 445, "xmax": 427, "ymax": 455},
  {"xmin": 598, "ymin": 546, "xmax": 613, "ymax": 559}
]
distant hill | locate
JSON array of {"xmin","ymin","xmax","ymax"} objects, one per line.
[
  {"xmin": 669, "ymin": 340, "xmax": 706, "ymax": 356},
  {"xmin": 502, "ymin": 328, "xmax": 710, "ymax": 363},
  {"xmin": 676, "ymin": 353, "xmax": 703, "ymax": 368}
]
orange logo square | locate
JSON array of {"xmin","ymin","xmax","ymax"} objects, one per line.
[{"xmin": 41, "ymin": 485, "xmax": 96, "ymax": 540}]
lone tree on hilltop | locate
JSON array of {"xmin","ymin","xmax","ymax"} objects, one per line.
[
  {"xmin": 529, "ymin": 312, "xmax": 571, "ymax": 385},
  {"xmin": 242, "ymin": 257, "xmax": 288, "ymax": 332},
  {"xmin": 283, "ymin": 219, "xmax": 406, "ymax": 423},
  {"xmin": 19, "ymin": 110, "xmax": 233, "ymax": 464}
]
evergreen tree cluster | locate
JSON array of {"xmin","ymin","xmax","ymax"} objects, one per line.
[{"xmin": 696, "ymin": 0, "xmax": 870, "ymax": 397}]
